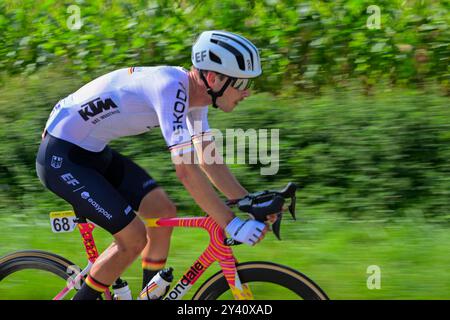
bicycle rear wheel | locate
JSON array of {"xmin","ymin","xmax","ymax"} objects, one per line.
[
  {"xmin": 0, "ymin": 250, "xmax": 79, "ymax": 300},
  {"xmin": 193, "ymin": 261, "xmax": 329, "ymax": 300}
]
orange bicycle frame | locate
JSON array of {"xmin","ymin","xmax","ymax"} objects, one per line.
[
  {"xmin": 144, "ymin": 216, "xmax": 253, "ymax": 300},
  {"xmin": 55, "ymin": 216, "xmax": 253, "ymax": 300}
]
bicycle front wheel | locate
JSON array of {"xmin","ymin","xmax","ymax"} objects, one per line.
[
  {"xmin": 0, "ymin": 250, "xmax": 79, "ymax": 300},
  {"xmin": 193, "ymin": 261, "xmax": 329, "ymax": 300}
]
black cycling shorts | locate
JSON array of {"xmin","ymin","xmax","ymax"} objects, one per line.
[{"xmin": 36, "ymin": 133, "xmax": 159, "ymax": 234}]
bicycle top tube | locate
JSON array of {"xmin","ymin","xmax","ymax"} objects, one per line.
[
  {"xmin": 144, "ymin": 216, "xmax": 227, "ymax": 243},
  {"xmin": 145, "ymin": 216, "xmax": 235, "ymax": 260},
  {"xmin": 144, "ymin": 216, "xmax": 217, "ymax": 229}
]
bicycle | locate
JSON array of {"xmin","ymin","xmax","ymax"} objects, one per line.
[{"xmin": 0, "ymin": 182, "xmax": 329, "ymax": 300}]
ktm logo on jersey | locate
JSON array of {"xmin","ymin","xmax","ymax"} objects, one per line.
[{"xmin": 78, "ymin": 97, "xmax": 118, "ymax": 121}]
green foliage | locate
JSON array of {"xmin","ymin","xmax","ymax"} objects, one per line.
[
  {"xmin": 0, "ymin": 69, "xmax": 448, "ymax": 223},
  {"xmin": 0, "ymin": 0, "xmax": 448, "ymax": 93}
]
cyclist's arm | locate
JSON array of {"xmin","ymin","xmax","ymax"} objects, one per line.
[
  {"xmin": 193, "ymin": 139, "xmax": 248, "ymax": 200},
  {"xmin": 174, "ymin": 157, "xmax": 267, "ymax": 245},
  {"xmin": 173, "ymin": 155, "xmax": 234, "ymax": 229},
  {"xmin": 143, "ymin": 75, "xmax": 264, "ymax": 238}
]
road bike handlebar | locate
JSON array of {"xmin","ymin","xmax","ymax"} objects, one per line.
[
  {"xmin": 226, "ymin": 182, "xmax": 298, "ymax": 241},
  {"xmin": 74, "ymin": 182, "xmax": 298, "ymax": 244}
]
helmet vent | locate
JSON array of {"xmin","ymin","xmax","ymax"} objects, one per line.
[
  {"xmin": 211, "ymin": 39, "xmax": 246, "ymax": 71},
  {"xmin": 209, "ymin": 51, "xmax": 222, "ymax": 65},
  {"xmin": 212, "ymin": 33, "xmax": 255, "ymax": 71}
]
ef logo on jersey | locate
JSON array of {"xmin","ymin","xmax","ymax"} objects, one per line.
[{"xmin": 60, "ymin": 173, "xmax": 80, "ymax": 187}]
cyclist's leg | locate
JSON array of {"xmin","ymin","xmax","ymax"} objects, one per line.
[
  {"xmin": 138, "ymin": 188, "xmax": 177, "ymax": 260},
  {"xmin": 89, "ymin": 216, "xmax": 146, "ymax": 283},
  {"xmin": 138, "ymin": 188, "xmax": 177, "ymax": 287},
  {"xmin": 105, "ymin": 150, "xmax": 177, "ymax": 288},
  {"xmin": 72, "ymin": 216, "xmax": 147, "ymax": 300}
]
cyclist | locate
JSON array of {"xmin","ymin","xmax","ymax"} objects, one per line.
[{"xmin": 36, "ymin": 30, "xmax": 268, "ymax": 300}]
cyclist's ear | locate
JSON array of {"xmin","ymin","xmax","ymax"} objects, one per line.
[
  {"xmin": 205, "ymin": 71, "xmax": 226, "ymax": 88},
  {"xmin": 204, "ymin": 71, "xmax": 216, "ymax": 88}
]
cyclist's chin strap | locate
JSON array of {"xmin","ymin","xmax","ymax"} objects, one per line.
[{"xmin": 199, "ymin": 70, "xmax": 232, "ymax": 109}]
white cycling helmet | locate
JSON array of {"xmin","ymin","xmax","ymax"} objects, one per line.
[
  {"xmin": 191, "ymin": 30, "xmax": 262, "ymax": 79},
  {"xmin": 192, "ymin": 31, "xmax": 262, "ymax": 108}
]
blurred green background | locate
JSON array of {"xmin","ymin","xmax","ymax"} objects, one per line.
[{"xmin": 0, "ymin": 0, "xmax": 449, "ymax": 299}]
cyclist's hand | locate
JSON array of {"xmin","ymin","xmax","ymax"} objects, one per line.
[
  {"xmin": 264, "ymin": 205, "xmax": 289, "ymax": 231},
  {"xmin": 225, "ymin": 217, "xmax": 267, "ymax": 246},
  {"xmin": 267, "ymin": 203, "xmax": 290, "ymax": 222},
  {"xmin": 266, "ymin": 213, "xmax": 278, "ymax": 224},
  {"xmin": 257, "ymin": 225, "xmax": 269, "ymax": 244}
]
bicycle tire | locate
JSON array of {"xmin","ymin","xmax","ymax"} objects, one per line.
[
  {"xmin": 192, "ymin": 261, "xmax": 329, "ymax": 300},
  {"xmin": 0, "ymin": 250, "xmax": 79, "ymax": 299}
]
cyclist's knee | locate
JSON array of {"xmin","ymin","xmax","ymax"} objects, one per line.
[
  {"xmin": 114, "ymin": 218, "xmax": 147, "ymax": 256},
  {"xmin": 118, "ymin": 235, "xmax": 147, "ymax": 258},
  {"xmin": 149, "ymin": 200, "xmax": 176, "ymax": 221},
  {"xmin": 161, "ymin": 200, "xmax": 177, "ymax": 218},
  {"xmin": 138, "ymin": 190, "xmax": 177, "ymax": 219},
  {"xmin": 131, "ymin": 223, "xmax": 148, "ymax": 253}
]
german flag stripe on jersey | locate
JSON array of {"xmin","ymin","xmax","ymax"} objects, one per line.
[
  {"xmin": 85, "ymin": 275, "xmax": 109, "ymax": 293},
  {"xmin": 168, "ymin": 141, "xmax": 194, "ymax": 155},
  {"xmin": 168, "ymin": 141, "xmax": 192, "ymax": 150},
  {"xmin": 128, "ymin": 67, "xmax": 135, "ymax": 75},
  {"xmin": 191, "ymin": 131, "xmax": 214, "ymax": 143}
]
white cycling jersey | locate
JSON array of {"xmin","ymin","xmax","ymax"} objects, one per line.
[{"xmin": 45, "ymin": 66, "xmax": 211, "ymax": 155}]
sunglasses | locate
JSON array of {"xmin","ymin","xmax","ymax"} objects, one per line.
[{"xmin": 230, "ymin": 78, "xmax": 253, "ymax": 91}]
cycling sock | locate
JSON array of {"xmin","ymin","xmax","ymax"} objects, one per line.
[
  {"xmin": 73, "ymin": 274, "xmax": 109, "ymax": 300},
  {"xmin": 142, "ymin": 258, "xmax": 166, "ymax": 289}
]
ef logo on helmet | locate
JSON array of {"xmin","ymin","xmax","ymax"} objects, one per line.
[{"xmin": 194, "ymin": 50, "xmax": 207, "ymax": 63}]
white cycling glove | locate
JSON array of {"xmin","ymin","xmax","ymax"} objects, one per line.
[{"xmin": 225, "ymin": 217, "xmax": 266, "ymax": 246}]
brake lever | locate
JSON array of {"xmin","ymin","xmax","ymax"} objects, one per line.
[
  {"xmin": 232, "ymin": 182, "xmax": 298, "ymax": 241},
  {"xmin": 289, "ymin": 195, "xmax": 297, "ymax": 220},
  {"xmin": 272, "ymin": 213, "xmax": 282, "ymax": 240}
]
